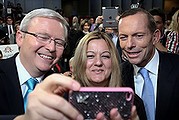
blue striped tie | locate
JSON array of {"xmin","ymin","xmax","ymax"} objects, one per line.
[
  {"xmin": 139, "ymin": 68, "xmax": 155, "ymax": 120},
  {"xmin": 24, "ymin": 78, "xmax": 39, "ymax": 111}
]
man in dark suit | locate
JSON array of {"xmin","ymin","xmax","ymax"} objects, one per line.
[
  {"xmin": 0, "ymin": 8, "xmax": 69, "ymax": 119},
  {"xmin": 118, "ymin": 8, "xmax": 179, "ymax": 120},
  {"xmin": 1, "ymin": 16, "xmax": 15, "ymax": 44}
]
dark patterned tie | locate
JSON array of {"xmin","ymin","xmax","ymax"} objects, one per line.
[{"xmin": 8, "ymin": 25, "xmax": 12, "ymax": 34}]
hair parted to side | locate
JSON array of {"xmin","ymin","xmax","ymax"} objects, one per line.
[
  {"xmin": 118, "ymin": 8, "xmax": 157, "ymax": 34},
  {"xmin": 72, "ymin": 31, "xmax": 122, "ymax": 87},
  {"xmin": 19, "ymin": 8, "xmax": 69, "ymax": 41}
]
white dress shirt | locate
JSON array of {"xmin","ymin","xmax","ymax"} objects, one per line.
[
  {"xmin": 15, "ymin": 54, "xmax": 43, "ymax": 97},
  {"xmin": 112, "ymin": 34, "xmax": 118, "ymax": 46},
  {"xmin": 8, "ymin": 25, "xmax": 14, "ymax": 35},
  {"xmin": 133, "ymin": 49, "xmax": 159, "ymax": 108}
]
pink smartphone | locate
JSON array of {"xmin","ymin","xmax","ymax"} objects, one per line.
[{"xmin": 69, "ymin": 87, "xmax": 134, "ymax": 120}]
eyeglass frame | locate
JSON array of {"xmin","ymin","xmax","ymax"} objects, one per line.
[{"xmin": 21, "ymin": 30, "xmax": 67, "ymax": 48}]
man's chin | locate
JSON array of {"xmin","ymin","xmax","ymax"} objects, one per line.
[
  {"xmin": 38, "ymin": 65, "xmax": 52, "ymax": 72},
  {"xmin": 128, "ymin": 59, "xmax": 139, "ymax": 65}
]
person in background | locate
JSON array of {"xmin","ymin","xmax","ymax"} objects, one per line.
[
  {"xmin": 14, "ymin": 20, "xmax": 20, "ymax": 32},
  {"xmin": 89, "ymin": 17, "xmax": 95, "ymax": 31},
  {"xmin": 72, "ymin": 16, "xmax": 80, "ymax": 30},
  {"xmin": 119, "ymin": 8, "xmax": 179, "ymax": 120},
  {"xmin": 59, "ymin": 18, "xmax": 88, "ymax": 71},
  {"xmin": 105, "ymin": 27, "xmax": 118, "ymax": 46},
  {"xmin": 2, "ymin": 16, "xmax": 15, "ymax": 44},
  {"xmin": 0, "ymin": 8, "xmax": 69, "ymax": 119},
  {"xmin": 79, "ymin": 18, "xmax": 90, "ymax": 35},
  {"xmin": 72, "ymin": 31, "xmax": 147, "ymax": 120},
  {"xmin": 79, "ymin": 18, "xmax": 84, "ymax": 24},
  {"xmin": 104, "ymin": 26, "xmax": 124, "ymax": 63},
  {"xmin": 149, "ymin": 8, "xmax": 168, "ymax": 52},
  {"xmin": 13, "ymin": 20, "xmax": 21, "ymax": 44},
  {"xmin": 167, "ymin": 9, "xmax": 179, "ymax": 34},
  {"xmin": 90, "ymin": 16, "xmax": 103, "ymax": 32},
  {"xmin": 15, "ymin": 3, "xmax": 23, "ymax": 21},
  {"xmin": 63, "ymin": 56, "xmax": 74, "ymax": 78},
  {"xmin": 165, "ymin": 9, "xmax": 179, "ymax": 54}
]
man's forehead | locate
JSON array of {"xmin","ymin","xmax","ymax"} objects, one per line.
[{"xmin": 118, "ymin": 13, "xmax": 148, "ymax": 25}]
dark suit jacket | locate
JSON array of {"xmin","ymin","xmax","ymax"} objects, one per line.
[
  {"xmin": 1, "ymin": 25, "xmax": 14, "ymax": 35},
  {"xmin": 0, "ymin": 53, "xmax": 54, "ymax": 119},
  {"xmin": 121, "ymin": 51, "xmax": 179, "ymax": 120}
]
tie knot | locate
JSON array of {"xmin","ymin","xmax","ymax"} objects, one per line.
[
  {"xmin": 26, "ymin": 78, "xmax": 39, "ymax": 90},
  {"xmin": 139, "ymin": 68, "xmax": 150, "ymax": 81}
]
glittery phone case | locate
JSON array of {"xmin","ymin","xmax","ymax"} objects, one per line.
[{"xmin": 69, "ymin": 87, "xmax": 134, "ymax": 120}]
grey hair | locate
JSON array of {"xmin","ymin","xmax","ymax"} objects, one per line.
[{"xmin": 20, "ymin": 8, "xmax": 69, "ymax": 41}]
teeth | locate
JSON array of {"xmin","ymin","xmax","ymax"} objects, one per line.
[
  {"xmin": 93, "ymin": 70, "xmax": 103, "ymax": 73},
  {"xmin": 39, "ymin": 54, "xmax": 53, "ymax": 60},
  {"xmin": 128, "ymin": 51, "xmax": 139, "ymax": 55},
  {"xmin": 130, "ymin": 52, "xmax": 138, "ymax": 54}
]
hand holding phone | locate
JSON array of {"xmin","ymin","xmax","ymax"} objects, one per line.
[{"xmin": 69, "ymin": 87, "xmax": 134, "ymax": 120}]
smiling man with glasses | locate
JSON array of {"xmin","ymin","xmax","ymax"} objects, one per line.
[{"xmin": 0, "ymin": 8, "xmax": 84, "ymax": 120}]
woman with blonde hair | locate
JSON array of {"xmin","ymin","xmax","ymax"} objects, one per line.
[
  {"xmin": 166, "ymin": 9, "xmax": 179, "ymax": 53},
  {"xmin": 168, "ymin": 9, "xmax": 179, "ymax": 33},
  {"xmin": 72, "ymin": 31, "xmax": 121, "ymax": 87},
  {"xmin": 72, "ymin": 31, "xmax": 147, "ymax": 120}
]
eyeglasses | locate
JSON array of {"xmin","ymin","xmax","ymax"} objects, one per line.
[{"xmin": 21, "ymin": 30, "xmax": 67, "ymax": 48}]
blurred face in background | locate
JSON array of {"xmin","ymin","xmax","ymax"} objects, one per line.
[
  {"xmin": 95, "ymin": 16, "xmax": 103, "ymax": 24},
  {"xmin": 83, "ymin": 22, "xmax": 90, "ymax": 32},
  {"xmin": 6, "ymin": 18, "xmax": 13, "ymax": 25},
  {"xmin": 105, "ymin": 27, "xmax": 113, "ymax": 34},
  {"xmin": 89, "ymin": 18, "xmax": 94, "ymax": 24},
  {"xmin": 153, "ymin": 15, "xmax": 164, "ymax": 33}
]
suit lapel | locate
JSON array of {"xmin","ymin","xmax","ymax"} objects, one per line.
[
  {"xmin": 121, "ymin": 52, "xmax": 178, "ymax": 120},
  {"xmin": 121, "ymin": 61, "xmax": 135, "ymax": 89},
  {"xmin": 2, "ymin": 55, "xmax": 24, "ymax": 114},
  {"xmin": 155, "ymin": 52, "xmax": 174, "ymax": 119}
]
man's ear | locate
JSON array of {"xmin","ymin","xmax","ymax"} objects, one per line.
[
  {"xmin": 16, "ymin": 30, "xmax": 23, "ymax": 47},
  {"xmin": 152, "ymin": 29, "xmax": 161, "ymax": 45}
]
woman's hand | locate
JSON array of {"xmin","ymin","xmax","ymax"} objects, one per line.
[{"xmin": 96, "ymin": 105, "xmax": 139, "ymax": 120}]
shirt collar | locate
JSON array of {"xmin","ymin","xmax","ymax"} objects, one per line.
[
  {"xmin": 133, "ymin": 49, "xmax": 159, "ymax": 75},
  {"xmin": 15, "ymin": 54, "xmax": 43, "ymax": 85}
]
